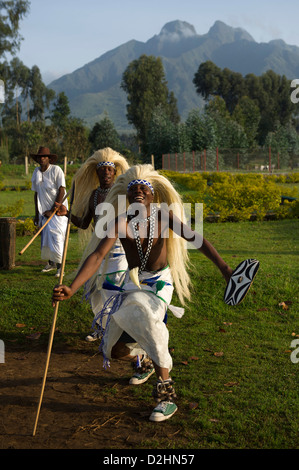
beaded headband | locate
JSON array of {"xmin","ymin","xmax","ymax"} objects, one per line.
[
  {"xmin": 127, "ymin": 179, "xmax": 154, "ymax": 194},
  {"xmin": 96, "ymin": 161, "xmax": 116, "ymax": 169}
]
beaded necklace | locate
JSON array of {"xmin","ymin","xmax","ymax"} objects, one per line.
[{"xmin": 130, "ymin": 205, "xmax": 157, "ymax": 273}]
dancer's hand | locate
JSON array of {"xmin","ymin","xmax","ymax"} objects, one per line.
[
  {"xmin": 52, "ymin": 285, "xmax": 73, "ymax": 306},
  {"xmin": 43, "ymin": 210, "xmax": 53, "ymax": 218},
  {"xmin": 221, "ymin": 265, "xmax": 233, "ymax": 284}
]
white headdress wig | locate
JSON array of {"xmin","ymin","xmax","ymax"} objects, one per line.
[
  {"xmin": 84, "ymin": 164, "xmax": 191, "ymax": 305},
  {"xmin": 71, "ymin": 147, "xmax": 130, "ymax": 221}
]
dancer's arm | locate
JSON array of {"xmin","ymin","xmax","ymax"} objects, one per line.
[
  {"xmin": 52, "ymin": 234, "xmax": 117, "ymax": 305},
  {"xmin": 167, "ymin": 210, "xmax": 233, "ymax": 283}
]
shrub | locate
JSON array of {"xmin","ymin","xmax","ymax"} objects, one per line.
[
  {"xmin": 159, "ymin": 171, "xmax": 298, "ymax": 221},
  {"xmin": 16, "ymin": 218, "xmax": 38, "ymax": 236},
  {"xmin": 0, "ymin": 199, "xmax": 24, "ymax": 217}
]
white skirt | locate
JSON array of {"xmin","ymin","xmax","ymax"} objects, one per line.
[
  {"xmin": 98, "ymin": 267, "xmax": 175, "ymax": 370},
  {"xmin": 40, "ymin": 214, "xmax": 68, "ymax": 264}
]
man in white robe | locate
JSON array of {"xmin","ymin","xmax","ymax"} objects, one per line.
[{"xmin": 31, "ymin": 146, "xmax": 68, "ymax": 278}]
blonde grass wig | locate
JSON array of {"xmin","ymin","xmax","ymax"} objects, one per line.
[
  {"xmin": 67, "ymin": 148, "xmax": 129, "ymax": 251},
  {"xmin": 71, "ymin": 147, "xmax": 130, "ymax": 220},
  {"xmin": 80, "ymin": 164, "xmax": 191, "ymax": 305}
]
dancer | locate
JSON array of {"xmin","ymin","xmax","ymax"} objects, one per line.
[
  {"xmin": 56, "ymin": 148, "xmax": 130, "ymax": 342},
  {"xmin": 53, "ymin": 164, "xmax": 233, "ymax": 422}
]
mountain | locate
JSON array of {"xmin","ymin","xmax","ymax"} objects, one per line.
[{"xmin": 48, "ymin": 20, "xmax": 299, "ymax": 132}]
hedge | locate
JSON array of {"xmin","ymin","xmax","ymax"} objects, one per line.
[{"xmin": 161, "ymin": 171, "xmax": 299, "ymax": 222}]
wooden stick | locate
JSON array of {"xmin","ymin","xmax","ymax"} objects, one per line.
[
  {"xmin": 32, "ymin": 184, "xmax": 75, "ymax": 437},
  {"xmin": 19, "ymin": 188, "xmax": 71, "ymax": 256}
]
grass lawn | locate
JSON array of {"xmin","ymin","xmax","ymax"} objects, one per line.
[{"xmin": 0, "ymin": 218, "xmax": 298, "ymax": 448}]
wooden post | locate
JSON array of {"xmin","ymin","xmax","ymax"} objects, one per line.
[
  {"xmin": 25, "ymin": 155, "xmax": 28, "ymax": 175},
  {"xmin": 151, "ymin": 154, "xmax": 155, "ymax": 169},
  {"xmin": 64, "ymin": 156, "xmax": 67, "ymax": 175},
  {"xmin": 0, "ymin": 218, "xmax": 17, "ymax": 270}
]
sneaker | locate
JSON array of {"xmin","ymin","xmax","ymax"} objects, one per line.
[
  {"xmin": 129, "ymin": 367, "xmax": 155, "ymax": 385},
  {"xmin": 129, "ymin": 355, "xmax": 155, "ymax": 385},
  {"xmin": 55, "ymin": 268, "xmax": 64, "ymax": 278},
  {"xmin": 149, "ymin": 401, "xmax": 178, "ymax": 422},
  {"xmin": 85, "ymin": 330, "xmax": 101, "ymax": 342},
  {"xmin": 41, "ymin": 263, "xmax": 56, "ymax": 273}
]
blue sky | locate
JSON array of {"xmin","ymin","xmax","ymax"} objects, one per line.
[{"xmin": 15, "ymin": 0, "xmax": 299, "ymax": 84}]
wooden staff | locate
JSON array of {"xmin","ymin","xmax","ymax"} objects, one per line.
[
  {"xmin": 19, "ymin": 188, "xmax": 71, "ymax": 256},
  {"xmin": 32, "ymin": 183, "xmax": 75, "ymax": 437}
]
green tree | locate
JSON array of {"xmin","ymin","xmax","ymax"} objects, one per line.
[
  {"xmin": 89, "ymin": 115, "xmax": 121, "ymax": 151},
  {"xmin": 121, "ymin": 54, "xmax": 179, "ymax": 152},
  {"xmin": 232, "ymin": 96, "xmax": 261, "ymax": 147},
  {"xmin": 146, "ymin": 104, "xmax": 177, "ymax": 166},
  {"xmin": 193, "ymin": 61, "xmax": 221, "ymax": 100},
  {"xmin": 62, "ymin": 117, "xmax": 90, "ymax": 162},
  {"xmin": 265, "ymin": 122, "xmax": 299, "ymax": 168},
  {"xmin": 29, "ymin": 65, "xmax": 55, "ymax": 121},
  {"xmin": 7, "ymin": 57, "xmax": 30, "ymax": 126},
  {"xmin": 185, "ymin": 109, "xmax": 207, "ymax": 151},
  {"xmin": 0, "ymin": 1, "xmax": 30, "ymax": 59},
  {"xmin": 193, "ymin": 61, "xmax": 298, "ymax": 145},
  {"xmin": 50, "ymin": 91, "xmax": 71, "ymax": 132}
]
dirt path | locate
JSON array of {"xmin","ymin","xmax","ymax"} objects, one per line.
[{"xmin": 0, "ymin": 342, "xmax": 185, "ymax": 450}]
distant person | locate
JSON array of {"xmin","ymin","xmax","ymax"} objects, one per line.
[{"xmin": 31, "ymin": 146, "xmax": 68, "ymax": 278}]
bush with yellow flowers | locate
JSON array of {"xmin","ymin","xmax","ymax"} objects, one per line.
[{"xmin": 160, "ymin": 171, "xmax": 298, "ymax": 222}]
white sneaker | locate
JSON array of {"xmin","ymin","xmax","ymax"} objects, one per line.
[
  {"xmin": 149, "ymin": 401, "xmax": 178, "ymax": 422},
  {"xmin": 85, "ymin": 331, "xmax": 101, "ymax": 342},
  {"xmin": 129, "ymin": 355, "xmax": 155, "ymax": 385},
  {"xmin": 129, "ymin": 367, "xmax": 155, "ymax": 385},
  {"xmin": 55, "ymin": 268, "xmax": 64, "ymax": 278},
  {"xmin": 41, "ymin": 263, "xmax": 56, "ymax": 273}
]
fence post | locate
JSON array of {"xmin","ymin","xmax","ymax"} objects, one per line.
[
  {"xmin": 269, "ymin": 146, "xmax": 271, "ymax": 173},
  {"xmin": 151, "ymin": 154, "xmax": 155, "ymax": 169},
  {"xmin": 192, "ymin": 151, "xmax": 195, "ymax": 172},
  {"xmin": 277, "ymin": 152, "xmax": 280, "ymax": 170},
  {"xmin": 64, "ymin": 156, "xmax": 67, "ymax": 175},
  {"xmin": 25, "ymin": 155, "xmax": 28, "ymax": 175},
  {"xmin": 0, "ymin": 218, "xmax": 17, "ymax": 270}
]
